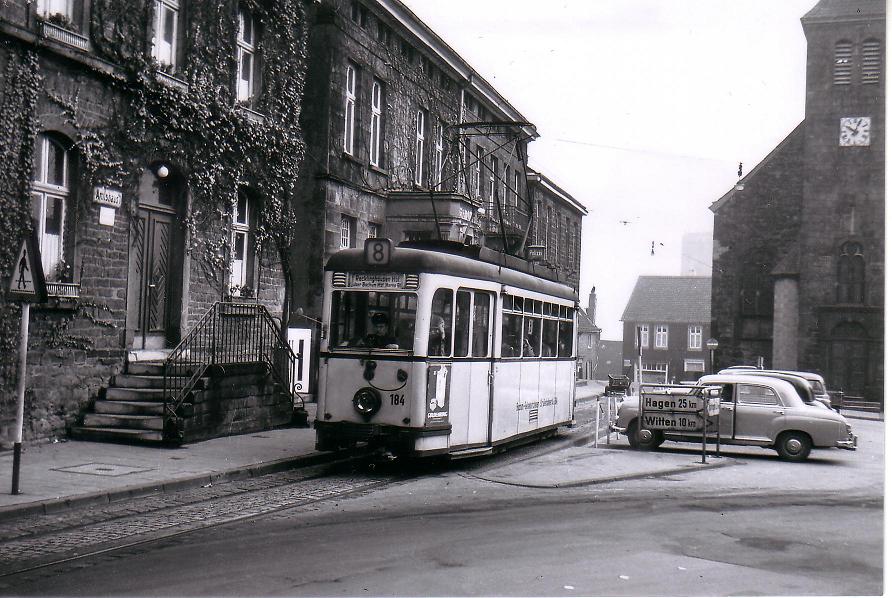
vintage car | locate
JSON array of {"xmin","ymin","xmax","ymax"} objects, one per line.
[
  {"xmin": 719, "ymin": 368, "xmax": 835, "ymax": 410},
  {"xmin": 610, "ymin": 374, "xmax": 857, "ymax": 461}
]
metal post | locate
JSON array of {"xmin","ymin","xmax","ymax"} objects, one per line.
[
  {"xmin": 701, "ymin": 407, "xmax": 707, "ymax": 464},
  {"xmin": 11, "ymin": 303, "xmax": 30, "ymax": 495},
  {"xmin": 594, "ymin": 398, "xmax": 600, "ymax": 448}
]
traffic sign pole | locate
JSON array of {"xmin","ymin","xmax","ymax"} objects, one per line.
[{"xmin": 11, "ymin": 303, "xmax": 29, "ymax": 495}]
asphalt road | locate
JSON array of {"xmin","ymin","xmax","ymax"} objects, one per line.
[{"xmin": 0, "ymin": 413, "xmax": 882, "ymax": 597}]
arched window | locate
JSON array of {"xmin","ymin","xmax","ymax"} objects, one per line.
[
  {"xmin": 31, "ymin": 133, "xmax": 72, "ymax": 281},
  {"xmin": 229, "ymin": 189, "xmax": 258, "ymax": 296},
  {"xmin": 837, "ymin": 242, "xmax": 865, "ymax": 304},
  {"xmin": 833, "ymin": 40, "xmax": 853, "ymax": 85},
  {"xmin": 862, "ymin": 39, "xmax": 882, "ymax": 84}
]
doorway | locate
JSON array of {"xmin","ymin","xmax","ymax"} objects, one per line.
[{"xmin": 128, "ymin": 166, "xmax": 185, "ymax": 350}]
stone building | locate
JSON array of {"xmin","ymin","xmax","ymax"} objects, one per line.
[
  {"xmin": 290, "ymin": 0, "xmax": 586, "ymax": 326},
  {"xmin": 621, "ymin": 276, "xmax": 712, "ymax": 385},
  {"xmin": 0, "ymin": 0, "xmax": 314, "ymax": 445},
  {"xmin": 710, "ymin": 0, "xmax": 884, "ymax": 403}
]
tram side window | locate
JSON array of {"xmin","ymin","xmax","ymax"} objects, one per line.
[
  {"xmin": 523, "ymin": 316, "xmax": 542, "ymax": 357},
  {"xmin": 429, "ymin": 288, "xmax": 453, "ymax": 356},
  {"xmin": 472, "ymin": 292, "xmax": 490, "ymax": 357},
  {"xmin": 542, "ymin": 319, "xmax": 558, "ymax": 357},
  {"xmin": 454, "ymin": 290, "xmax": 471, "ymax": 357},
  {"xmin": 558, "ymin": 320, "xmax": 574, "ymax": 357},
  {"xmin": 502, "ymin": 312, "xmax": 522, "ymax": 357}
]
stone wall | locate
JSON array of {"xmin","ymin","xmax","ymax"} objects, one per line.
[{"xmin": 183, "ymin": 366, "xmax": 293, "ymax": 442}]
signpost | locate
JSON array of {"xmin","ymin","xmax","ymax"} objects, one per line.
[
  {"xmin": 5, "ymin": 231, "xmax": 47, "ymax": 495},
  {"xmin": 638, "ymin": 384, "xmax": 721, "ymax": 464}
]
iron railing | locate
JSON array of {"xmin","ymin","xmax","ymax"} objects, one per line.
[{"xmin": 162, "ymin": 301, "xmax": 299, "ymax": 440}]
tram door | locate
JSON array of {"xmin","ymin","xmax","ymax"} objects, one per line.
[{"xmin": 446, "ymin": 290, "xmax": 494, "ymax": 448}]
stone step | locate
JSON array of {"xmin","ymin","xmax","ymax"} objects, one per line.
[
  {"xmin": 126, "ymin": 362, "xmax": 166, "ymax": 376},
  {"xmin": 69, "ymin": 426, "xmax": 165, "ymax": 443},
  {"xmin": 94, "ymin": 400, "xmax": 166, "ymax": 416},
  {"xmin": 105, "ymin": 387, "xmax": 167, "ymax": 401},
  {"xmin": 112, "ymin": 374, "xmax": 193, "ymax": 389},
  {"xmin": 83, "ymin": 413, "xmax": 164, "ymax": 431}
]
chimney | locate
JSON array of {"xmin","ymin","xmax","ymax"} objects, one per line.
[{"xmin": 587, "ymin": 286, "xmax": 597, "ymax": 323}]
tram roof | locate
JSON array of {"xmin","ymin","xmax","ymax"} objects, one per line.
[{"xmin": 326, "ymin": 245, "xmax": 578, "ymax": 302}]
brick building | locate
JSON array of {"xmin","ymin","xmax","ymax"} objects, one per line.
[
  {"xmin": 0, "ymin": 1, "xmax": 313, "ymax": 445},
  {"xmin": 710, "ymin": 0, "xmax": 884, "ymax": 403},
  {"xmin": 290, "ymin": 0, "xmax": 586, "ymax": 326},
  {"xmin": 621, "ymin": 276, "xmax": 712, "ymax": 385}
]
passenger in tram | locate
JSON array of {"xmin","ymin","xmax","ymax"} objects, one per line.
[
  {"xmin": 428, "ymin": 315, "xmax": 447, "ymax": 356},
  {"xmin": 359, "ymin": 312, "xmax": 399, "ymax": 349}
]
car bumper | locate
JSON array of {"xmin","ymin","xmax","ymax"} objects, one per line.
[
  {"xmin": 837, "ymin": 434, "xmax": 858, "ymax": 450},
  {"xmin": 609, "ymin": 423, "xmax": 627, "ymax": 434}
]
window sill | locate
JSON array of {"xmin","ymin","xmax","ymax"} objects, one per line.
[
  {"xmin": 369, "ymin": 164, "xmax": 388, "ymax": 176},
  {"xmin": 39, "ymin": 20, "xmax": 89, "ymax": 51},
  {"xmin": 156, "ymin": 70, "xmax": 188, "ymax": 92},
  {"xmin": 237, "ymin": 105, "xmax": 266, "ymax": 124},
  {"xmin": 342, "ymin": 151, "xmax": 364, "ymax": 167},
  {"xmin": 47, "ymin": 282, "xmax": 81, "ymax": 299}
]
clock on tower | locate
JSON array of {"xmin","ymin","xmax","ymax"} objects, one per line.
[{"xmin": 839, "ymin": 116, "xmax": 871, "ymax": 146}]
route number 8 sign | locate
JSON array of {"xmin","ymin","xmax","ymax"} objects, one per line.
[{"xmin": 364, "ymin": 237, "xmax": 392, "ymax": 266}]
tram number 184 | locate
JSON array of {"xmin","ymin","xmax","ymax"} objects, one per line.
[{"xmin": 390, "ymin": 393, "xmax": 405, "ymax": 405}]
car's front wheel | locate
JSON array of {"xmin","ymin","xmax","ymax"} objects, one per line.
[
  {"xmin": 627, "ymin": 419, "xmax": 664, "ymax": 451},
  {"xmin": 775, "ymin": 431, "xmax": 812, "ymax": 461}
]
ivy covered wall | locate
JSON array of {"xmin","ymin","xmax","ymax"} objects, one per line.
[{"xmin": 0, "ymin": 0, "xmax": 314, "ymax": 446}]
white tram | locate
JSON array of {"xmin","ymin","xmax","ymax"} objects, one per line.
[{"xmin": 314, "ymin": 240, "xmax": 578, "ymax": 459}]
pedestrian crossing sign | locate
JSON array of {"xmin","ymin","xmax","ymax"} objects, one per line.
[{"xmin": 6, "ymin": 231, "xmax": 47, "ymax": 302}]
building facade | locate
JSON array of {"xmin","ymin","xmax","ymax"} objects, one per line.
[
  {"xmin": 710, "ymin": 0, "xmax": 884, "ymax": 403},
  {"xmin": 620, "ymin": 276, "xmax": 712, "ymax": 385},
  {"xmin": 291, "ymin": 0, "xmax": 586, "ymax": 324},
  {"xmin": 0, "ymin": 0, "xmax": 313, "ymax": 445},
  {"xmin": 289, "ymin": 0, "xmax": 587, "ymax": 398}
]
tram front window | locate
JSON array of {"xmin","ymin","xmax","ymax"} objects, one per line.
[{"xmin": 331, "ymin": 291, "xmax": 417, "ymax": 351}]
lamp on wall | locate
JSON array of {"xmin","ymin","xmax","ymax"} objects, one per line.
[{"xmin": 156, "ymin": 164, "xmax": 169, "ymax": 179}]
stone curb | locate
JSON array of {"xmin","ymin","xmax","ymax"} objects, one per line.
[{"xmin": 0, "ymin": 449, "xmax": 345, "ymax": 523}]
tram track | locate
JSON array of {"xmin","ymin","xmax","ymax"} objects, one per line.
[{"xmin": 0, "ymin": 457, "xmax": 404, "ymax": 580}]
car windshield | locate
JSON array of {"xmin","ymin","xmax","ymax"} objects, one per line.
[
  {"xmin": 330, "ymin": 291, "xmax": 417, "ymax": 351},
  {"xmin": 809, "ymin": 380, "xmax": 826, "ymax": 394}
]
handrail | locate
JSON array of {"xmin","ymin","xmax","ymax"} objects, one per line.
[{"xmin": 162, "ymin": 301, "xmax": 301, "ymax": 441}]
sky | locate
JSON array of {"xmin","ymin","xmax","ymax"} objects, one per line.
[{"xmin": 402, "ymin": 0, "xmax": 820, "ymax": 340}]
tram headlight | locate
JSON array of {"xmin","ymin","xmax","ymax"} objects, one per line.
[{"xmin": 353, "ymin": 387, "xmax": 382, "ymax": 420}]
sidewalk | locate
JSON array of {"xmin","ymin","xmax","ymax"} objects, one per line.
[
  {"xmin": 0, "ymin": 405, "xmax": 329, "ymax": 521},
  {"xmin": 0, "ymin": 386, "xmax": 712, "ymax": 523}
]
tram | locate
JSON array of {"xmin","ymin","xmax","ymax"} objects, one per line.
[{"xmin": 314, "ymin": 239, "xmax": 578, "ymax": 459}]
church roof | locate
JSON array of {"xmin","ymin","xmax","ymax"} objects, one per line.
[
  {"xmin": 621, "ymin": 276, "xmax": 711, "ymax": 323},
  {"xmin": 802, "ymin": 0, "xmax": 885, "ymax": 23}
]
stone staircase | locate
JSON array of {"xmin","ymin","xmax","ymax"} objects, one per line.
[{"xmin": 70, "ymin": 355, "xmax": 187, "ymax": 444}]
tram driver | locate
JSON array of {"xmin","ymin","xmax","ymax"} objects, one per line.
[{"xmin": 358, "ymin": 312, "xmax": 400, "ymax": 349}]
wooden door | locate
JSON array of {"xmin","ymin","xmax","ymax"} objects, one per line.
[{"xmin": 135, "ymin": 207, "xmax": 176, "ymax": 346}]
